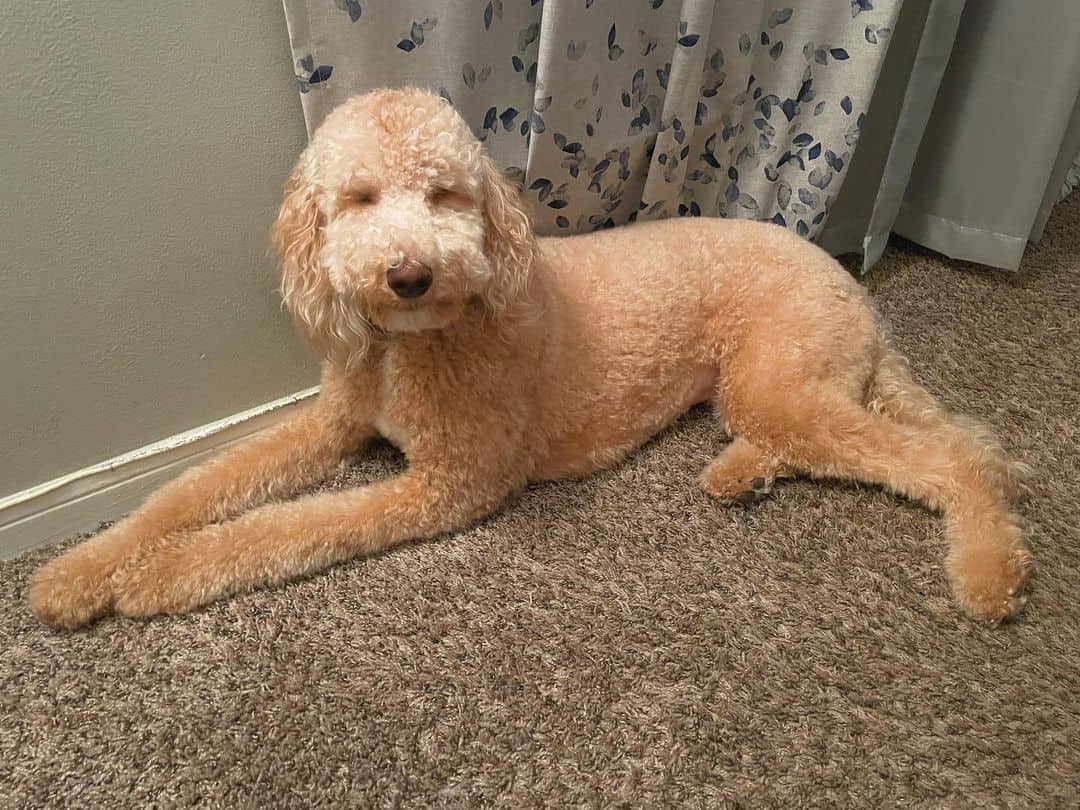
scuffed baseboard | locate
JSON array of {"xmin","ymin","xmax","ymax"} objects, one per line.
[{"xmin": 0, "ymin": 387, "xmax": 320, "ymax": 559}]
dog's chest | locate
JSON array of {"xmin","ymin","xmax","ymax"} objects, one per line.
[
  {"xmin": 371, "ymin": 346, "xmax": 418, "ymax": 451},
  {"xmin": 368, "ymin": 333, "xmax": 501, "ymax": 453}
]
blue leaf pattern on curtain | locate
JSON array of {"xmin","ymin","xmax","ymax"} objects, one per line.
[{"xmin": 281, "ymin": 0, "xmax": 901, "ymax": 240}]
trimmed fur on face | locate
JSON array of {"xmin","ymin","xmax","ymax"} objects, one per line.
[
  {"xmin": 29, "ymin": 88, "xmax": 1032, "ymax": 630},
  {"xmin": 271, "ymin": 91, "xmax": 535, "ymax": 367}
]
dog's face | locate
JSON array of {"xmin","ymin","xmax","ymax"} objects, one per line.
[{"xmin": 271, "ymin": 88, "xmax": 536, "ymax": 363}]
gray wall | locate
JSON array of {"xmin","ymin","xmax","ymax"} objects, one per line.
[{"xmin": 0, "ymin": 2, "xmax": 318, "ymax": 496}]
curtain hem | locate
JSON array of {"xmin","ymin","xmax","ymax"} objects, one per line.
[{"xmin": 893, "ymin": 203, "xmax": 1027, "ymax": 271}]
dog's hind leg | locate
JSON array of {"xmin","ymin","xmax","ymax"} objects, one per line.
[
  {"xmin": 699, "ymin": 436, "xmax": 790, "ymax": 504},
  {"xmin": 866, "ymin": 346, "xmax": 1031, "ymax": 500},
  {"xmin": 761, "ymin": 390, "xmax": 1030, "ymax": 623}
]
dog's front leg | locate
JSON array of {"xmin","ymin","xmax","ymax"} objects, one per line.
[
  {"xmin": 110, "ymin": 463, "xmax": 521, "ymax": 619},
  {"xmin": 28, "ymin": 373, "xmax": 375, "ymax": 629}
]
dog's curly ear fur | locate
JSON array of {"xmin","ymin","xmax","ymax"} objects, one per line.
[
  {"xmin": 271, "ymin": 165, "xmax": 327, "ymax": 333},
  {"xmin": 480, "ymin": 155, "xmax": 538, "ymax": 312},
  {"xmin": 273, "ymin": 168, "xmax": 375, "ymax": 363},
  {"xmin": 272, "ymin": 168, "xmax": 375, "ymax": 363}
]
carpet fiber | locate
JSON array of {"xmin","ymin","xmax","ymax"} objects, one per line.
[{"xmin": 3, "ymin": 196, "xmax": 1079, "ymax": 808}]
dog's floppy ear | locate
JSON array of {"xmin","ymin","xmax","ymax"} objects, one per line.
[
  {"xmin": 271, "ymin": 163, "xmax": 373, "ymax": 365},
  {"xmin": 480, "ymin": 154, "xmax": 538, "ymax": 311},
  {"xmin": 271, "ymin": 165, "xmax": 332, "ymax": 342}
]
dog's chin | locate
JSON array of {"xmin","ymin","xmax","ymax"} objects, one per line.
[{"xmin": 376, "ymin": 300, "xmax": 464, "ymax": 334}]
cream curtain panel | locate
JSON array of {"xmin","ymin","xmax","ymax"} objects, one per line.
[
  {"xmin": 281, "ymin": 0, "xmax": 1080, "ymax": 271},
  {"xmin": 892, "ymin": 1, "xmax": 1080, "ymax": 268}
]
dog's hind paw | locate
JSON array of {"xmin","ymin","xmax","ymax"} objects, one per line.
[
  {"xmin": 727, "ymin": 476, "xmax": 772, "ymax": 506},
  {"xmin": 703, "ymin": 473, "xmax": 775, "ymax": 506},
  {"xmin": 700, "ymin": 438, "xmax": 787, "ymax": 506},
  {"xmin": 722, "ymin": 475, "xmax": 779, "ymax": 507},
  {"xmin": 949, "ymin": 544, "xmax": 1032, "ymax": 625}
]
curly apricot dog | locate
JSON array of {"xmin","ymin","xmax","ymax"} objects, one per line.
[{"xmin": 29, "ymin": 87, "xmax": 1031, "ymax": 629}]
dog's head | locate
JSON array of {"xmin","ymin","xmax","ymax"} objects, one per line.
[{"xmin": 270, "ymin": 87, "xmax": 537, "ymax": 364}]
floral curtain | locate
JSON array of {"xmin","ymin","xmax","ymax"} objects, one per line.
[{"xmin": 282, "ymin": 0, "xmax": 900, "ymax": 243}]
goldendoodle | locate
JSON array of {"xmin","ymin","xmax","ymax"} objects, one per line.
[{"xmin": 29, "ymin": 87, "xmax": 1031, "ymax": 629}]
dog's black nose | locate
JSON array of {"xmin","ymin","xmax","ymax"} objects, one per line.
[{"xmin": 386, "ymin": 260, "xmax": 433, "ymax": 299}]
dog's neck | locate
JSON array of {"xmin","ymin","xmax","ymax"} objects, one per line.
[{"xmin": 327, "ymin": 296, "xmax": 523, "ymax": 375}]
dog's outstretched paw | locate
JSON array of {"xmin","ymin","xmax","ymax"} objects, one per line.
[{"xmin": 28, "ymin": 554, "xmax": 114, "ymax": 629}]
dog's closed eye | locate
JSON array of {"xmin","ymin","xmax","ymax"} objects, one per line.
[
  {"xmin": 341, "ymin": 189, "xmax": 377, "ymax": 209},
  {"xmin": 429, "ymin": 186, "xmax": 473, "ymax": 207}
]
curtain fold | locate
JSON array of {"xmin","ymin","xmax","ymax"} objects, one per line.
[
  {"xmin": 892, "ymin": 0, "xmax": 1080, "ymax": 270},
  {"xmin": 813, "ymin": 0, "xmax": 961, "ymax": 258},
  {"xmin": 279, "ymin": 0, "xmax": 1080, "ymax": 271},
  {"xmin": 1027, "ymin": 94, "xmax": 1080, "ymax": 242},
  {"xmin": 860, "ymin": 0, "xmax": 965, "ymax": 270}
]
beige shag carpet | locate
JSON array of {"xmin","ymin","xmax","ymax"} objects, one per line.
[{"xmin": 2, "ymin": 195, "xmax": 1078, "ymax": 808}]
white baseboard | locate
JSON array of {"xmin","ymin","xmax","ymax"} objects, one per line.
[{"xmin": 0, "ymin": 387, "xmax": 320, "ymax": 559}]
